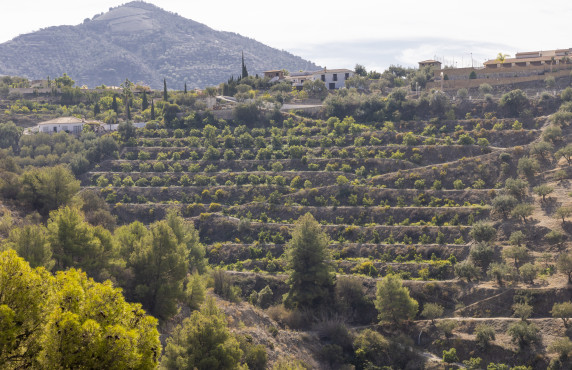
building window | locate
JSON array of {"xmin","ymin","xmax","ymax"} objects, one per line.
[
  {"xmin": 73, "ymin": 125, "xmax": 81, "ymax": 134},
  {"xmin": 345, "ymin": 73, "xmax": 350, "ymax": 80},
  {"xmin": 321, "ymin": 75, "xmax": 325, "ymax": 82},
  {"xmin": 333, "ymin": 74, "xmax": 338, "ymax": 81}
]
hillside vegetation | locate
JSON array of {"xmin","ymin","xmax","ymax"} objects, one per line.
[{"xmin": 2, "ymin": 71, "xmax": 572, "ymax": 368}]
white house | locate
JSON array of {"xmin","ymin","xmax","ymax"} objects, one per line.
[
  {"xmin": 286, "ymin": 71, "xmax": 315, "ymax": 90},
  {"xmin": 35, "ymin": 117, "xmax": 85, "ymax": 134},
  {"xmin": 311, "ymin": 68, "xmax": 354, "ymax": 90}
]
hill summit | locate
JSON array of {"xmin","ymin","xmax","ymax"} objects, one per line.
[{"xmin": 0, "ymin": 1, "xmax": 319, "ymax": 89}]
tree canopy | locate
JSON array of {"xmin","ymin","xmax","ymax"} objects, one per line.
[
  {"xmin": 284, "ymin": 213, "xmax": 335, "ymax": 309},
  {"xmin": 374, "ymin": 274, "xmax": 418, "ymax": 324},
  {"xmin": 0, "ymin": 249, "xmax": 160, "ymax": 369}
]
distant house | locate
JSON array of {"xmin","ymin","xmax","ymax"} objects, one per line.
[
  {"xmin": 418, "ymin": 60, "xmax": 442, "ymax": 69},
  {"xmin": 484, "ymin": 48, "xmax": 572, "ymax": 69},
  {"xmin": 311, "ymin": 68, "xmax": 354, "ymax": 90},
  {"xmin": 263, "ymin": 70, "xmax": 285, "ymax": 83},
  {"xmin": 30, "ymin": 80, "xmax": 49, "ymax": 88},
  {"xmin": 35, "ymin": 117, "xmax": 85, "ymax": 135},
  {"xmin": 286, "ymin": 71, "xmax": 315, "ymax": 90}
]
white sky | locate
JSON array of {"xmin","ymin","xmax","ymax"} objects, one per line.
[{"xmin": 2, "ymin": 0, "xmax": 572, "ymax": 72}]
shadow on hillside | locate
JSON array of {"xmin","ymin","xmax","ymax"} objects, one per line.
[{"xmin": 540, "ymin": 197, "xmax": 560, "ymax": 215}]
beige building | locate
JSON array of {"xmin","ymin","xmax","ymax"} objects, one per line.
[
  {"xmin": 484, "ymin": 48, "xmax": 571, "ymax": 69},
  {"xmin": 419, "ymin": 60, "xmax": 442, "ymax": 69}
]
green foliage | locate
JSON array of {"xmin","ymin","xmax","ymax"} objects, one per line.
[
  {"xmin": 0, "ymin": 249, "xmax": 160, "ymax": 369},
  {"xmin": 475, "ymin": 324, "xmax": 495, "ymax": 349},
  {"xmin": 511, "ymin": 203, "xmax": 534, "ymax": 222},
  {"xmin": 212, "ymin": 269, "xmax": 241, "ymax": 303},
  {"xmin": 505, "ymin": 178, "xmax": 529, "ymax": 199},
  {"xmin": 374, "ymin": 274, "xmax": 418, "ymax": 324},
  {"xmin": 442, "ymin": 347, "xmax": 458, "ymax": 363},
  {"xmin": 509, "ymin": 231, "xmax": 525, "ymax": 246},
  {"xmin": 470, "ymin": 242, "xmax": 495, "ymax": 269},
  {"xmin": 0, "ymin": 122, "xmax": 22, "ymax": 151},
  {"xmin": 455, "ymin": 260, "xmax": 481, "ymax": 282},
  {"xmin": 551, "ymin": 301, "xmax": 572, "ymax": 326},
  {"xmin": 162, "ymin": 298, "xmax": 243, "ymax": 370},
  {"xmin": 470, "ymin": 220, "xmax": 497, "ymax": 243},
  {"xmin": 47, "ymin": 206, "xmax": 113, "ymax": 278},
  {"xmin": 256, "ymin": 285, "xmax": 274, "ymax": 309},
  {"xmin": 285, "ymin": 213, "xmax": 334, "ymax": 309},
  {"xmin": 548, "ymin": 337, "xmax": 572, "ymax": 360},
  {"xmin": 517, "ymin": 156, "xmax": 540, "ymax": 177},
  {"xmin": 185, "ymin": 273, "xmax": 206, "ymax": 311},
  {"xmin": 487, "ymin": 262, "xmax": 515, "ymax": 285},
  {"xmin": 512, "ymin": 302, "xmax": 533, "ymax": 320},
  {"xmin": 19, "ymin": 165, "xmax": 80, "ymax": 216},
  {"xmin": 557, "ymin": 252, "xmax": 572, "ymax": 283},
  {"xmin": 436, "ymin": 319, "xmax": 458, "ymax": 339},
  {"xmin": 500, "ymin": 89, "xmax": 528, "ymax": 117},
  {"xmin": 353, "ymin": 329, "xmax": 392, "ymax": 368},
  {"xmin": 5, "ymin": 224, "xmax": 54, "ymax": 270},
  {"xmin": 421, "ymin": 303, "xmax": 444, "ymax": 323},
  {"xmin": 492, "ymin": 194, "xmax": 518, "ymax": 218},
  {"xmin": 519, "ymin": 263, "xmax": 538, "ymax": 284},
  {"xmin": 507, "ymin": 321, "xmax": 539, "ymax": 348},
  {"xmin": 502, "ymin": 245, "xmax": 528, "ymax": 268},
  {"xmin": 129, "ymin": 220, "xmax": 189, "ymax": 320}
]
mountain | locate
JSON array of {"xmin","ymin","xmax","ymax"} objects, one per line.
[{"xmin": 0, "ymin": 1, "xmax": 319, "ymax": 89}]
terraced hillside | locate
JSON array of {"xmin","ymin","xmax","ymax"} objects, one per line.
[
  {"xmin": 82, "ymin": 114, "xmax": 538, "ymax": 273},
  {"xmin": 76, "ymin": 97, "xmax": 572, "ymax": 367}
]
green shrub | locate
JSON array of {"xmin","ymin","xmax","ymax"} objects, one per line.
[{"xmin": 442, "ymin": 347, "xmax": 458, "ymax": 363}]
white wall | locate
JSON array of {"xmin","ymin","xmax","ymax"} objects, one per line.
[{"xmin": 312, "ymin": 71, "xmax": 354, "ymax": 89}]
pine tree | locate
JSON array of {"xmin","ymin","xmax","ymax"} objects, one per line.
[
  {"xmin": 0, "ymin": 249, "xmax": 161, "ymax": 369},
  {"xmin": 284, "ymin": 213, "xmax": 335, "ymax": 309},
  {"xmin": 142, "ymin": 90, "xmax": 149, "ymax": 110},
  {"xmin": 374, "ymin": 274, "xmax": 419, "ymax": 324},
  {"xmin": 163, "ymin": 78, "xmax": 168, "ymax": 101},
  {"xmin": 151, "ymin": 100, "xmax": 155, "ymax": 120},
  {"xmin": 241, "ymin": 51, "xmax": 248, "ymax": 79},
  {"xmin": 129, "ymin": 220, "xmax": 189, "ymax": 320},
  {"xmin": 162, "ymin": 298, "xmax": 242, "ymax": 369}
]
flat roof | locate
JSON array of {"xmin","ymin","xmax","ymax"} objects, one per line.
[{"xmin": 37, "ymin": 117, "xmax": 84, "ymax": 125}]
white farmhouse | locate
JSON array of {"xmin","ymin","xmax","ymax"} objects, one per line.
[
  {"xmin": 287, "ymin": 71, "xmax": 315, "ymax": 90},
  {"xmin": 35, "ymin": 117, "xmax": 85, "ymax": 134},
  {"xmin": 311, "ymin": 68, "xmax": 354, "ymax": 90}
]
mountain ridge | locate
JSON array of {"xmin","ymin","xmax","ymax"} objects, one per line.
[{"xmin": 0, "ymin": 1, "xmax": 319, "ymax": 89}]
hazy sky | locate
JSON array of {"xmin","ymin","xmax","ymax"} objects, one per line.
[{"xmin": 2, "ymin": 0, "xmax": 572, "ymax": 72}]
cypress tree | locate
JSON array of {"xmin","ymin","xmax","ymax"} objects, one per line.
[
  {"xmin": 241, "ymin": 51, "xmax": 248, "ymax": 79},
  {"xmin": 111, "ymin": 95, "xmax": 118, "ymax": 113},
  {"xmin": 93, "ymin": 102, "xmax": 100, "ymax": 116},
  {"xmin": 142, "ymin": 91, "xmax": 149, "ymax": 110},
  {"xmin": 126, "ymin": 103, "xmax": 131, "ymax": 121},
  {"xmin": 163, "ymin": 79, "xmax": 168, "ymax": 101},
  {"xmin": 151, "ymin": 100, "xmax": 155, "ymax": 120},
  {"xmin": 184, "ymin": 82, "xmax": 187, "ymax": 94}
]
